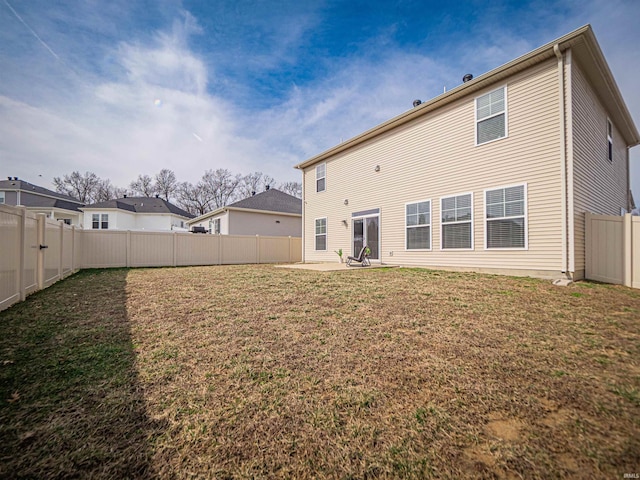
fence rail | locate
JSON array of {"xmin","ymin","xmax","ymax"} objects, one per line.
[
  {"xmin": 0, "ymin": 204, "xmax": 301, "ymax": 312},
  {"xmin": 585, "ymin": 212, "xmax": 639, "ymax": 288}
]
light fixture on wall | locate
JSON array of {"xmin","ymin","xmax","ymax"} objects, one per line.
[
  {"xmin": 342, "ymin": 219, "xmax": 348, "ymax": 227},
  {"xmin": 344, "ymin": 199, "xmax": 349, "ymax": 205},
  {"xmin": 374, "ymin": 165, "xmax": 380, "ymax": 172}
]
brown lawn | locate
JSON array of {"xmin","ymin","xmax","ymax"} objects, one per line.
[{"xmin": 1, "ymin": 265, "xmax": 639, "ymax": 478}]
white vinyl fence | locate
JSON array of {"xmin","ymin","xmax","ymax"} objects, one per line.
[
  {"xmin": 585, "ymin": 212, "xmax": 640, "ymax": 288},
  {"xmin": 0, "ymin": 204, "xmax": 302, "ymax": 312}
]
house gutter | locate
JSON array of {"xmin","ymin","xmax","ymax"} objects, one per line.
[{"xmin": 554, "ymin": 44, "xmax": 569, "ymax": 275}]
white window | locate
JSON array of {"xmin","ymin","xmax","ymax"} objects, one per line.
[
  {"xmin": 607, "ymin": 119, "xmax": 613, "ymax": 162},
  {"xmin": 476, "ymin": 86, "xmax": 507, "ymax": 145},
  {"xmin": 0, "ymin": 191, "xmax": 5, "ymax": 204},
  {"xmin": 316, "ymin": 163, "xmax": 326, "ymax": 193},
  {"xmin": 213, "ymin": 218, "xmax": 221, "ymax": 234},
  {"xmin": 315, "ymin": 217, "xmax": 327, "ymax": 250},
  {"xmin": 441, "ymin": 193, "xmax": 473, "ymax": 249},
  {"xmin": 406, "ymin": 200, "xmax": 431, "ymax": 250},
  {"xmin": 92, "ymin": 213, "xmax": 109, "ymax": 229},
  {"xmin": 485, "ymin": 184, "xmax": 527, "ymax": 249}
]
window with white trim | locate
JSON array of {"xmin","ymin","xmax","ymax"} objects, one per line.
[
  {"xmin": 315, "ymin": 217, "xmax": 327, "ymax": 250},
  {"xmin": 607, "ymin": 119, "xmax": 613, "ymax": 162},
  {"xmin": 316, "ymin": 163, "xmax": 326, "ymax": 193},
  {"xmin": 441, "ymin": 193, "xmax": 473, "ymax": 249},
  {"xmin": 485, "ymin": 185, "xmax": 526, "ymax": 249},
  {"xmin": 406, "ymin": 200, "xmax": 431, "ymax": 250},
  {"xmin": 91, "ymin": 213, "xmax": 109, "ymax": 229},
  {"xmin": 0, "ymin": 191, "xmax": 5, "ymax": 204},
  {"xmin": 209, "ymin": 218, "xmax": 221, "ymax": 234},
  {"xmin": 476, "ymin": 86, "xmax": 506, "ymax": 145}
]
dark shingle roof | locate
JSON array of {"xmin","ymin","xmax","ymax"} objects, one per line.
[
  {"xmin": 0, "ymin": 178, "xmax": 83, "ymax": 205},
  {"xmin": 82, "ymin": 197, "xmax": 194, "ymax": 218},
  {"xmin": 228, "ymin": 188, "xmax": 301, "ymax": 215}
]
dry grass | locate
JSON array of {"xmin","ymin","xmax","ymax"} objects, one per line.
[{"xmin": 1, "ymin": 265, "xmax": 639, "ymax": 478}]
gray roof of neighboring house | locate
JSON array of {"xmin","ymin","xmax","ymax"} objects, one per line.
[
  {"xmin": 228, "ymin": 188, "xmax": 302, "ymax": 215},
  {"xmin": 82, "ymin": 196, "xmax": 195, "ymax": 218},
  {"xmin": 0, "ymin": 178, "xmax": 84, "ymax": 212}
]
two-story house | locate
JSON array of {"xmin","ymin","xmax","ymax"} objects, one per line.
[
  {"xmin": 295, "ymin": 26, "xmax": 639, "ymax": 280},
  {"xmin": 0, "ymin": 177, "xmax": 84, "ymax": 225}
]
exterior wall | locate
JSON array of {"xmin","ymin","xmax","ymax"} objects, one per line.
[
  {"xmin": 82, "ymin": 211, "xmax": 188, "ymax": 230},
  {"xmin": 571, "ymin": 58, "xmax": 629, "ymax": 279},
  {"xmin": 189, "ymin": 211, "xmax": 229, "ymax": 234},
  {"xmin": 229, "ymin": 210, "xmax": 301, "ymax": 237},
  {"xmin": 302, "ymin": 58, "xmax": 566, "ymax": 276}
]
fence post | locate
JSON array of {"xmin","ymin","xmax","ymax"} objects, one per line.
[
  {"xmin": 58, "ymin": 221, "xmax": 64, "ymax": 280},
  {"xmin": 173, "ymin": 231, "xmax": 177, "ymax": 267},
  {"xmin": 256, "ymin": 235, "xmax": 260, "ymax": 264},
  {"xmin": 218, "ymin": 234, "xmax": 223, "ymax": 265},
  {"xmin": 624, "ymin": 213, "xmax": 632, "ymax": 287},
  {"xmin": 18, "ymin": 207, "xmax": 26, "ymax": 301},
  {"xmin": 126, "ymin": 231, "xmax": 131, "ymax": 268},
  {"xmin": 36, "ymin": 213, "xmax": 46, "ymax": 291},
  {"xmin": 70, "ymin": 225, "xmax": 75, "ymax": 272},
  {"xmin": 288, "ymin": 236, "xmax": 292, "ymax": 263}
]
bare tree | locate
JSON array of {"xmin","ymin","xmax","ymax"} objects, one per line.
[
  {"xmin": 53, "ymin": 171, "xmax": 102, "ymax": 203},
  {"xmin": 154, "ymin": 169, "xmax": 178, "ymax": 201},
  {"xmin": 278, "ymin": 181, "xmax": 302, "ymax": 198},
  {"xmin": 175, "ymin": 182, "xmax": 212, "ymax": 216},
  {"xmin": 201, "ymin": 169, "xmax": 241, "ymax": 209},
  {"xmin": 95, "ymin": 179, "xmax": 126, "ymax": 202},
  {"xmin": 129, "ymin": 174, "xmax": 156, "ymax": 197},
  {"xmin": 237, "ymin": 172, "xmax": 276, "ymax": 199}
]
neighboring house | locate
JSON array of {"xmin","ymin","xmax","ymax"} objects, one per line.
[
  {"xmin": 295, "ymin": 25, "xmax": 639, "ymax": 280},
  {"xmin": 187, "ymin": 187, "xmax": 302, "ymax": 237},
  {"xmin": 81, "ymin": 196, "xmax": 194, "ymax": 231},
  {"xmin": 0, "ymin": 177, "xmax": 84, "ymax": 225}
]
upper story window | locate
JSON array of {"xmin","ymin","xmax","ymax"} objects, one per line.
[
  {"xmin": 441, "ymin": 193, "xmax": 473, "ymax": 249},
  {"xmin": 476, "ymin": 86, "xmax": 507, "ymax": 145},
  {"xmin": 316, "ymin": 163, "xmax": 326, "ymax": 193},
  {"xmin": 92, "ymin": 213, "xmax": 109, "ymax": 229},
  {"xmin": 0, "ymin": 191, "xmax": 5, "ymax": 204},
  {"xmin": 315, "ymin": 217, "xmax": 327, "ymax": 250},
  {"xmin": 607, "ymin": 119, "xmax": 613, "ymax": 162},
  {"xmin": 406, "ymin": 200, "xmax": 431, "ymax": 250},
  {"xmin": 485, "ymin": 184, "xmax": 526, "ymax": 249}
]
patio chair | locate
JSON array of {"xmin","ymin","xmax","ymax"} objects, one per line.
[{"xmin": 347, "ymin": 245, "xmax": 371, "ymax": 267}]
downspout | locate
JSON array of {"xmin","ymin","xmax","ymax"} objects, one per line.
[
  {"xmin": 554, "ymin": 44, "xmax": 569, "ymax": 275},
  {"xmin": 301, "ymin": 169, "xmax": 306, "ymax": 263}
]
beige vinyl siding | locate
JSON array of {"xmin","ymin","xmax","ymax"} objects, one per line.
[
  {"xmin": 303, "ymin": 58, "xmax": 564, "ymax": 274},
  {"xmin": 228, "ymin": 210, "xmax": 301, "ymax": 237},
  {"xmin": 571, "ymin": 59, "xmax": 629, "ymax": 278}
]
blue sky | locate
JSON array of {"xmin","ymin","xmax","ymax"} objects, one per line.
[{"xmin": 1, "ymin": 0, "xmax": 639, "ymax": 195}]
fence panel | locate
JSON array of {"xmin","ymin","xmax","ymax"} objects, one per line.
[
  {"xmin": 23, "ymin": 213, "xmax": 38, "ymax": 296},
  {"xmin": 221, "ymin": 235, "xmax": 258, "ymax": 264},
  {"xmin": 585, "ymin": 212, "xmax": 638, "ymax": 288},
  {"xmin": 43, "ymin": 218, "xmax": 62, "ymax": 287},
  {"xmin": 130, "ymin": 232, "xmax": 175, "ymax": 267},
  {"xmin": 81, "ymin": 230, "xmax": 128, "ymax": 268},
  {"xmin": 176, "ymin": 234, "xmax": 220, "ymax": 266},
  {"xmin": 0, "ymin": 206, "xmax": 21, "ymax": 310}
]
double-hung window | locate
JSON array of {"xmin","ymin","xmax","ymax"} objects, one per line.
[
  {"xmin": 485, "ymin": 184, "xmax": 526, "ymax": 249},
  {"xmin": 315, "ymin": 218, "xmax": 327, "ymax": 250},
  {"xmin": 406, "ymin": 200, "xmax": 431, "ymax": 250},
  {"xmin": 476, "ymin": 86, "xmax": 507, "ymax": 145},
  {"xmin": 316, "ymin": 163, "xmax": 326, "ymax": 193},
  {"xmin": 209, "ymin": 218, "xmax": 221, "ymax": 234},
  {"xmin": 0, "ymin": 191, "xmax": 5, "ymax": 204},
  {"xmin": 607, "ymin": 119, "xmax": 613, "ymax": 162},
  {"xmin": 441, "ymin": 193, "xmax": 473, "ymax": 249},
  {"xmin": 92, "ymin": 213, "xmax": 109, "ymax": 229}
]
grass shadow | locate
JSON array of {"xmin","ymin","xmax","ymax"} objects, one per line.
[{"xmin": 0, "ymin": 269, "xmax": 164, "ymax": 478}]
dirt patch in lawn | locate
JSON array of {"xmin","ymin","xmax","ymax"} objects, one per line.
[{"xmin": 1, "ymin": 265, "xmax": 639, "ymax": 478}]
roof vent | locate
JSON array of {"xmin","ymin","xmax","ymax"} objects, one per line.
[
  {"xmin": 155, "ymin": 194, "xmax": 159, "ymax": 198},
  {"xmin": 412, "ymin": 99, "xmax": 422, "ymax": 107},
  {"xmin": 462, "ymin": 73, "xmax": 473, "ymax": 83},
  {"xmin": 265, "ymin": 185, "xmax": 270, "ymax": 191},
  {"xmin": 123, "ymin": 194, "xmax": 127, "ymax": 198},
  {"xmin": 7, "ymin": 177, "xmax": 11, "ymax": 180},
  {"xmin": 251, "ymin": 191, "xmax": 256, "ymax": 196}
]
